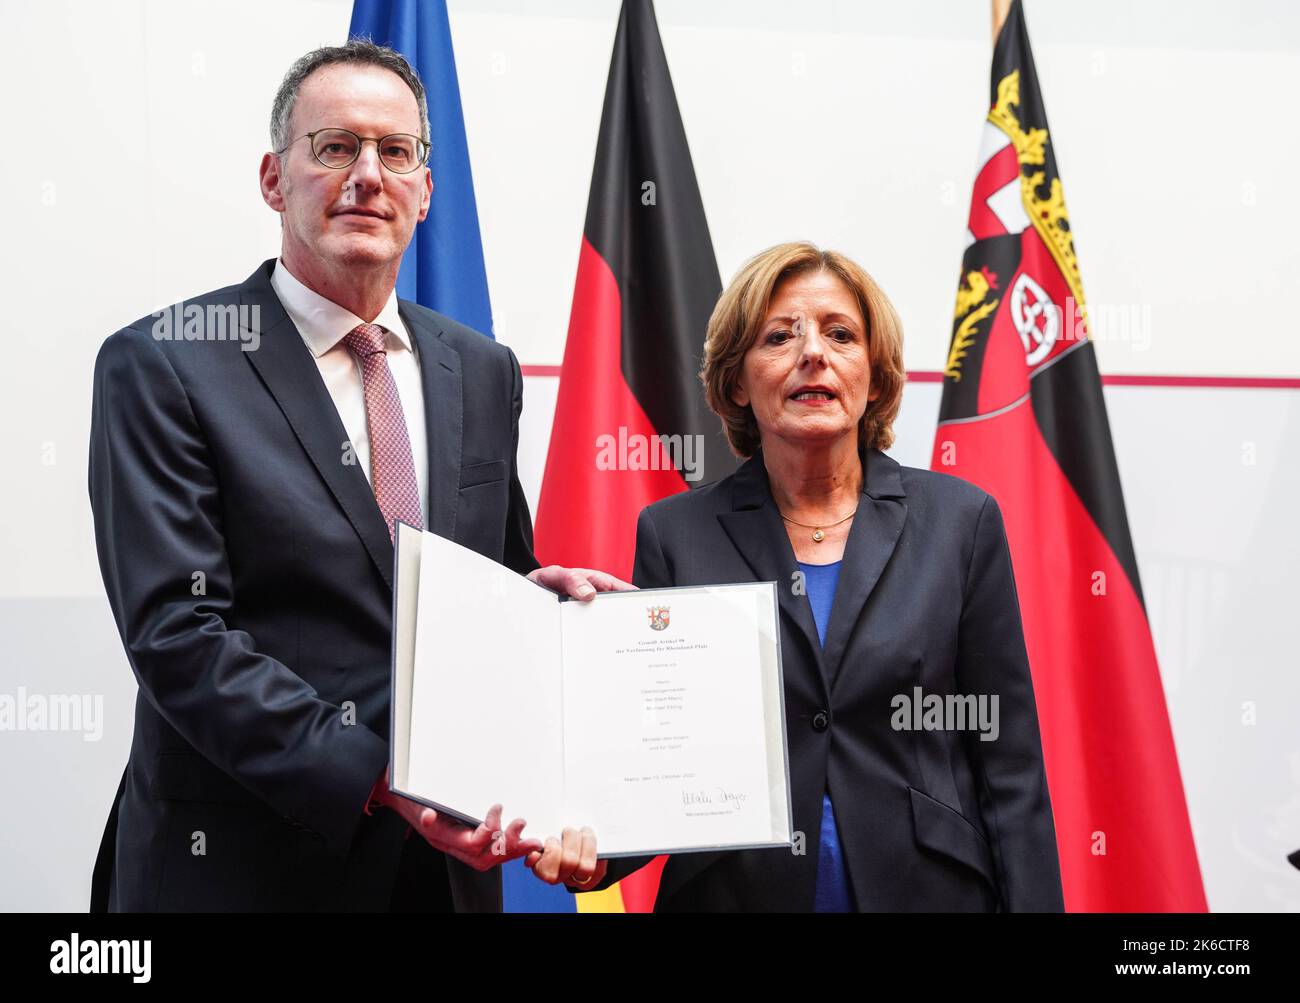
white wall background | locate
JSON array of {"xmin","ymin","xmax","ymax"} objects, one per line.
[{"xmin": 1, "ymin": 0, "xmax": 1297, "ymax": 911}]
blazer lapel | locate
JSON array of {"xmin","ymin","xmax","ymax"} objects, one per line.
[
  {"xmin": 240, "ymin": 260, "xmax": 396, "ymax": 590},
  {"xmin": 821, "ymin": 449, "xmax": 908, "ymax": 687},
  {"xmin": 717, "ymin": 453, "xmax": 830, "ymax": 696},
  {"xmin": 402, "ymin": 304, "xmax": 462, "ymax": 541}
]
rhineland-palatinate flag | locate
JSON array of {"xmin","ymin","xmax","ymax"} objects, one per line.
[
  {"xmin": 931, "ymin": 0, "xmax": 1206, "ymax": 911},
  {"xmin": 534, "ymin": 0, "xmax": 735, "ymax": 913}
]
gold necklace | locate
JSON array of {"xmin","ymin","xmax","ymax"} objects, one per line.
[{"xmin": 779, "ymin": 505, "xmax": 858, "ymax": 543}]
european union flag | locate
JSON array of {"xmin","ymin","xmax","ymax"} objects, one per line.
[{"xmin": 349, "ymin": 0, "xmax": 494, "ymax": 339}]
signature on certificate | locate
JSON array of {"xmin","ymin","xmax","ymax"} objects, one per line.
[{"xmin": 681, "ymin": 787, "xmax": 749, "ymax": 812}]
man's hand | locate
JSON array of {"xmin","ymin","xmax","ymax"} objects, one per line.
[
  {"xmin": 370, "ymin": 770, "xmax": 542, "ymax": 871},
  {"xmin": 526, "ymin": 566, "xmax": 636, "ymax": 601},
  {"xmin": 413, "ymin": 804, "xmax": 542, "ymax": 872},
  {"xmin": 526, "ymin": 826, "xmax": 608, "ymax": 889}
]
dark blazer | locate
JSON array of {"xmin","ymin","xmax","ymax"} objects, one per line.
[
  {"xmin": 88, "ymin": 259, "xmax": 538, "ymax": 911},
  {"xmin": 592, "ymin": 448, "xmax": 1064, "ymax": 911}
]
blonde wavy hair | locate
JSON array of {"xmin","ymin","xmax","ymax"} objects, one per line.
[{"xmin": 701, "ymin": 241, "xmax": 907, "ymax": 457}]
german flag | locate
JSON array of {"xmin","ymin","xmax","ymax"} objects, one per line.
[
  {"xmin": 931, "ymin": 0, "xmax": 1206, "ymax": 910},
  {"xmin": 533, "ymin": 0, "xmax": 736, "ymax": 912}
]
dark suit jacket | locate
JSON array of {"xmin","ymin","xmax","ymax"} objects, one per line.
[
  {"xmin": 591, "ymin": 448, "xmax": 1064, "ymax": 911},
  {"xmin": 88, "ymin": 259, "xmax": 538, "ymax": 911}
]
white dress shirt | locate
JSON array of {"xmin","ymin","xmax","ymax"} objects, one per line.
[{"xmin": 270, "ymin": 259, "xmax": 429, "ymax": 526}]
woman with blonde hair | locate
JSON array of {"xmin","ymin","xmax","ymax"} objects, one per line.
[{"xmin": 553, "ymin": 241, "xmax": 1063, "ymax": 911}]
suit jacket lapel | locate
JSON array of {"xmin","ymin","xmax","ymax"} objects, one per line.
[
  {"xmin": 402, "ymin": 304, "xmax": 462, "ymax": 541},
  {"xmin": 240, "ymin": 260, "xmax": 396, "ymax": 590},
  {"xmin": 821, "ymin": 449, "xmax": 908, "ymax": 688},
  {"xmin": 717, "ymin": 453, "xmax": 830, "ymax": 697}
]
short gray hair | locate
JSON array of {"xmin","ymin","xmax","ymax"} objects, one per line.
[{"xmin": 270, "ymin": 38, "xmax": 430, "ymax": 153}]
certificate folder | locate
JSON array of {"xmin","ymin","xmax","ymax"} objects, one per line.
[{"xmin": 390, "ymin": 522, "xmax": 793, "ymax": 857}]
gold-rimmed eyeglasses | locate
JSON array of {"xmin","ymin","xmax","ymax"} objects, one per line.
[{"xmin": 277, "ymin": 128, "xmax": 429, "ymax": 174}]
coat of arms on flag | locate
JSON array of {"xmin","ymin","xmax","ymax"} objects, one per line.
[{"xmin": 931, "ymin": 0, "xmax": 1206, "ymax": 912}]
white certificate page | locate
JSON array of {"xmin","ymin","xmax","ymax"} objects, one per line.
[
  {"xmin": 394, "ymin": 527, "xmax": 790, "ymax": 857},
  {"xmin": 560, "ymin": 585, "xmax": 786, "ymax": 855}
]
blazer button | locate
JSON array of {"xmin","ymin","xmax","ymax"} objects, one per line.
[{"xmin": 812, "ymin": 710, "xmax": 829, "ymax": 732}]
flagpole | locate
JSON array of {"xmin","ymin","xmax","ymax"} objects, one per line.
[
  {"xmin": 943, "ymin": 0, "xmax": 1210, "ymax": 912},
  {"xmin": 992, "ymin": 0, "xmax": 1011, "ymax": 41}
]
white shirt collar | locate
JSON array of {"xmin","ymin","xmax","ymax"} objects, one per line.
[{"xmin": 270, "ymin": 258, "xmax": 411, "ymax": 358}]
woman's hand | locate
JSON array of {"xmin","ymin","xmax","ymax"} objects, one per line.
[
  {"xmin": 527, "ymin": 565, "xmax": 636, "ymax": 600},
  {"xmin": 526, "ymin": 826, "xmax": 608, "ymax": 889}
]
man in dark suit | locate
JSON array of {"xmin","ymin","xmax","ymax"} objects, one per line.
[{"xmin": 89, "ymin": 40, "xmax": 611, "ymax": 912}]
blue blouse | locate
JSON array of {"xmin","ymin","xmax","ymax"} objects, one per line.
[{"xmin": 798, "ymin": 559, "xmax": 856, "ymax": 913}]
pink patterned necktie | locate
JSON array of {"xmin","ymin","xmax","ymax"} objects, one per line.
[{"xmin": 342, "ymin": 323, "xmax": 423, "ymax": 541}]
